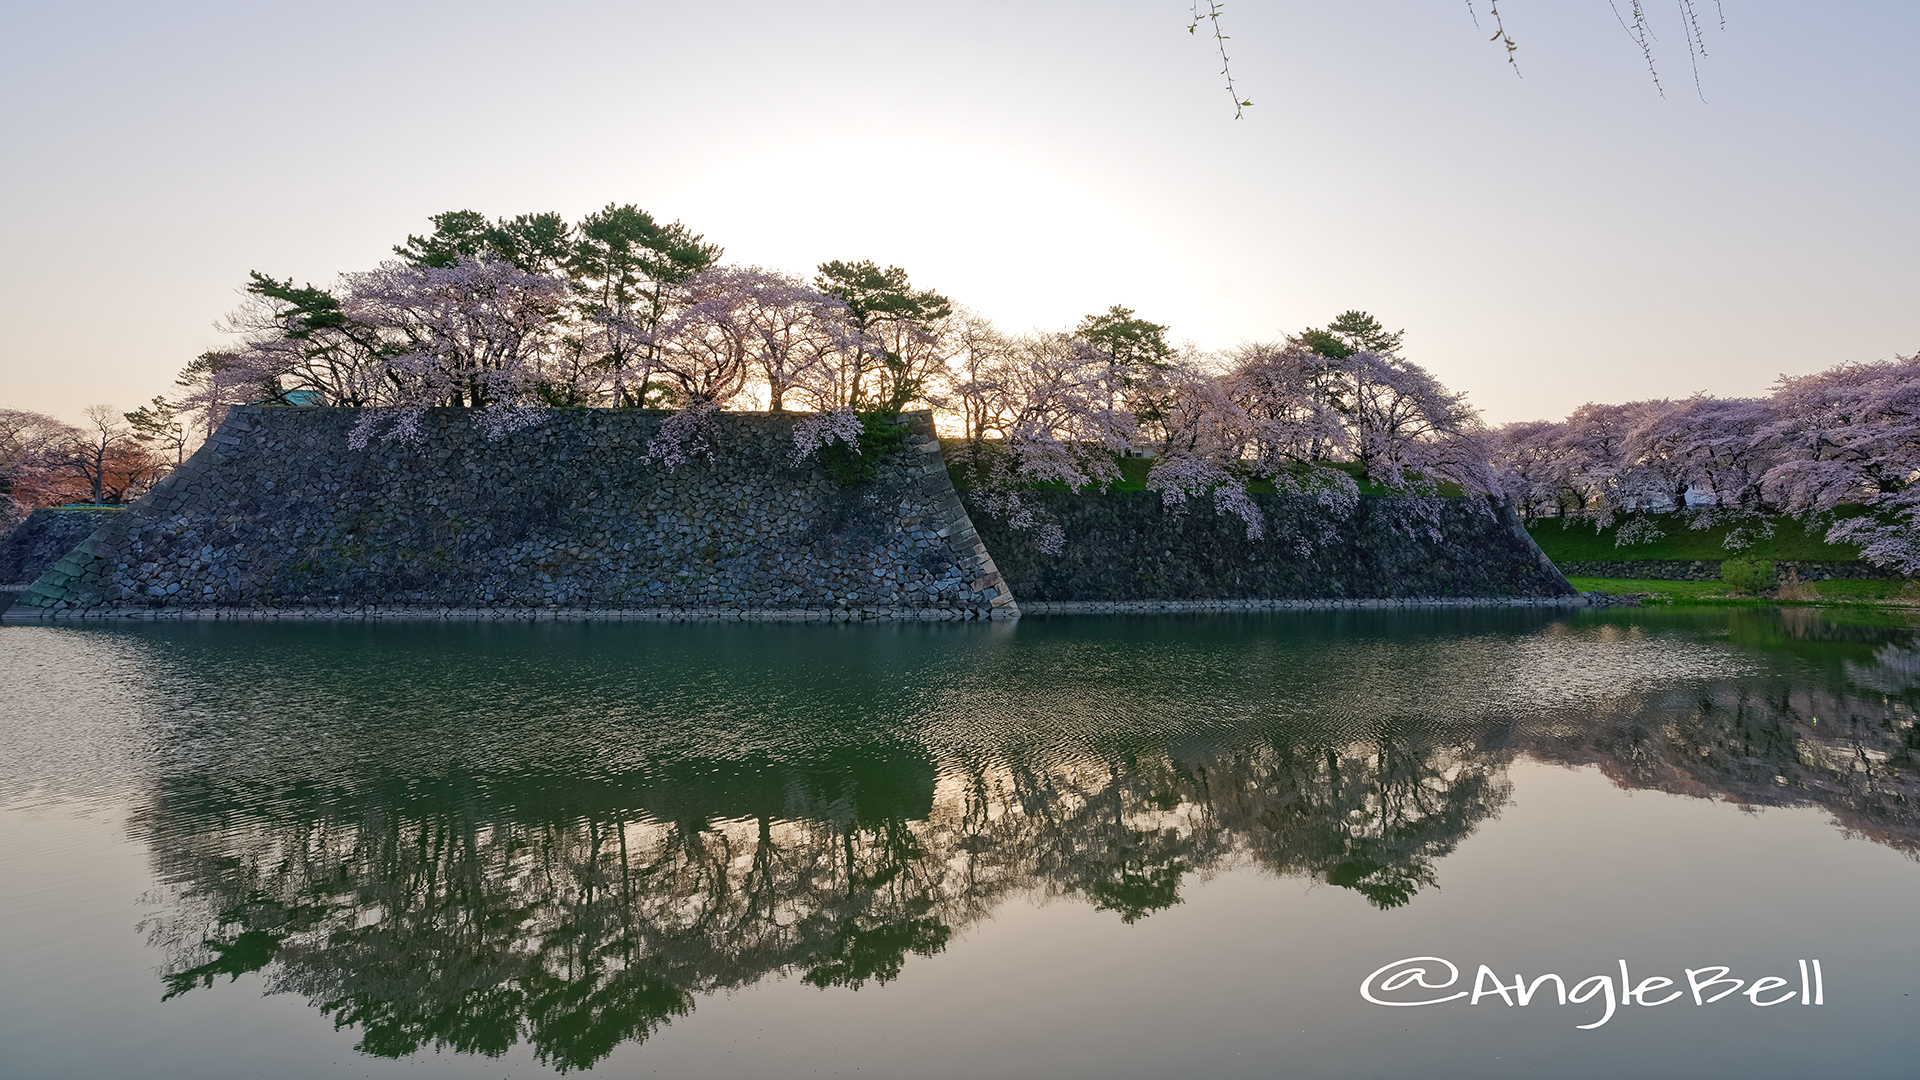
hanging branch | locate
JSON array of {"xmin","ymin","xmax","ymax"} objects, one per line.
[
  {"xmin": 1613, "ymin": 1, "xmax": 1665, "ymax": 95},
  {"xmin": 1464, "ymin": 0, "xmax": 1521, "ymax": 74},
  {"xmin": 1188, "ymin": 2, "xmax": 1251, "ymax": 119},
  {"xmin": 1187, "ymin": 1, "xmax": 1725, "ymax": 119},
  {"xmin": 1605, "ymin": 0, "xmax": 1726, "ymax": 101}
]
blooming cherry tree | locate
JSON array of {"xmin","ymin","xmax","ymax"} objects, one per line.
[
  {"xmin": 339, "ymin": 257, "xmax": 569, "ymax": 446},
  {"xmin": 1763, "ymin": 356, "xmax": 1920, "ymax": 573}
]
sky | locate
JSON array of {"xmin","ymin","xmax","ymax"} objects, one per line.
[{"xmin": 1, "ymin": 0, "xmax": 1914, "ymax": 427}]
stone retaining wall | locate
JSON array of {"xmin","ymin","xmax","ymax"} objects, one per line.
[
  {"xmin": 12, "ymin": 407, "xmax": 1015, "ymax": 619},
  {"xmin": 25, "ymin": 606, "xmax": 1001, "ymax": 622},
  {"xmin": 963, "ymin": 489, "xmax": 1575, "ymax": 602},
  {"xmin": 0, "ymin": 507, "xmax": 122, "ymax": 586},
  {"xmin": 6, "ymin": 406, "xmax": 1585, "ymax": 622}
]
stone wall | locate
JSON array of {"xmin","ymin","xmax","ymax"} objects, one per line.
[
  {"xmin": 1555, "ymin": 559, "xmax": 1887, "ymax": 582},
  {"xmin": 961, "ymin": 490, "xmax": 1574, "ymax": 602},
  {"xmin": 1, "ymin": 508, "xmax": 121, "ymax": 585},
  {"xmin": 8, "ymin": 405, "xmax": 1581, "ymax": 622},
  {"xmin": 13, "ymin": 407, "xmax": 1015, "ymax": 620}
]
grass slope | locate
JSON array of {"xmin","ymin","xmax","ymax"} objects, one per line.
[
  {"xmin": 1529, "ymin": 514, "xmax": 1861, "ymax": 563},
  {"xmin": 1568, "ymin": 576, "xmax": 1919, "ymax": 608}
]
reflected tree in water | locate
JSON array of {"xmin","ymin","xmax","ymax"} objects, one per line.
[
  {"xmin": 129, "ymin": 610, "xmax": 1920, "ymax": 1070},
  {"xmin": 137, "ymin": 729, "xmax": 1502, "ymax": 1068}
]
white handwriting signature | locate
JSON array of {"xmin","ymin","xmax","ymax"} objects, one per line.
[{"xmin": 1360, "ymin": 956, "xmax": 1825, "ymax": 1029}]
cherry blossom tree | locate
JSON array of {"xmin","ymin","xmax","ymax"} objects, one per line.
[
  {"xmin": 219, "ymin": 206, "xmax": 721, "ymax": 420},
  {"xmin": 1496, "ymin": 399, "xmax": 1704, "ymax": 544},
  {"xmin": 1763, "ymin": 355, "xmax": 1920, "ymax": 574},
  {"xmin": 1136, "ymin": 356, "xmax": 1264, "ymax": 539},
  {"xmin": 1220, "ymin": 334, "xmax": 1486, "ymax": 498},
  {"xmin": 1628, "ymin": 395, "xmax": 1780, "ymax": 546},
  {"xmin": 1220, "ymin": 341, "xmax": 1348, "ymax": 472},
  {"xmin": 1540, "ymin": 399, "xmax": 1680, "ymax": 527},
  {"xmin": 1341, "ymin": 350, "xmax": 1489, "ymax": 496},
  {"xmin": 658, "ymin": 267, "xmax": 854, "ymax": 413},
  {"xmin": 944, "ymin": 321, "xmax": 1494, "ymax": 550},
  {"xmin": 338, "ymin": 258, "xmax": 570, "ymax": 446},
  {"xmin": 1500, "ymin": 350, "xmax": 1918, "ymax": 572},
  {"xmin": 789, "ymin": 408, "xmax": 867, "ymax": 466},
  {"xmin": 646, "ymin": 267, "xmax": 878, "ymax": 471},
  {"xmin": 946, "ymin": 310, "xmax": 1021, "ymax": 448},
  {"xmin": 213, "ymin": 255, "xmax": 573, "ymax": 446},
  {"xmin": 0, "ymin": 408, "xmax": 83, "ymax": 507},
  {"xmin": 1487, "ymin": 419, "xmax": 1579, "ymax": 521},
  {"xmin": 953, "ymin": 332, "xmax": 1135, "ymax": 552}
]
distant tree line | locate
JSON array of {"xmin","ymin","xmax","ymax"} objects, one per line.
[
  {"xmin": 0, "ymin": 403, "xmax": 179, "ymax": 513},
  {"xmin": 1489, "ymin": 356, "xmax": 1920, "ymax": 574},
  {"xmin": 8, "ymin": 206, "xmax": 1480, "ymax": 552},
  {"xmin": 5, "ymin": 204, "xmax": 1910, "ymax": 571}
]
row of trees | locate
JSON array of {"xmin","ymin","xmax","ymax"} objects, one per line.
[
  {"xmin": 147, "ymin": 207, "xmax": 1485, "ymax": 550},
  {"xmin": 14, "ymin": 204, "xmax": 1907, "ymax": 571},
  {"xmin": 1489, "ymin": 354, "xmax": 1920, "ymax": 573},
  {"xmin": 0, "ymin": 403, "xmax": 180, "ymax": 517}
]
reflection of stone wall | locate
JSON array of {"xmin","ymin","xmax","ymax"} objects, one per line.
[
  {"xmin": 1556, "ymin": 559, "xmax": 1883, "ymax": 582},
  {"xmin": 966, "ymin": 490, "xmax": 1575, "ymax": 602},
  {"xmin": 13, "ymin": 408, "xmax": 1013, "ymax": 619}
]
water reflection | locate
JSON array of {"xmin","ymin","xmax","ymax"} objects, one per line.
[{"xmin": 114, "ymin": 608, "xmax": 1919, "ymax": 1071}]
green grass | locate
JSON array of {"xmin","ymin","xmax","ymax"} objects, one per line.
[
  {"xmin": 1568, "ymin": 576, "xmax": 1920, "ymax": 608},
  {"xmin": 1567, "ymin": 577, "xmax": 1753, "ymax": 604},
  {"xmin": 1798, "ymin": 578, "xmax": 1920, "ymax": 604},
  {"xmin": 1529, "ymin": 514, "xmax": 1862, "ymax": 563}
]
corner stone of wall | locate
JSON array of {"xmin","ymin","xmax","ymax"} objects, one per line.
[
  {"xmin": 9, "ymin": 407, "xmax": 1017, "ymax": 621},
  {"xmin": 900, "ymin": 413, "xmax": 1018, "ymax": 619}
]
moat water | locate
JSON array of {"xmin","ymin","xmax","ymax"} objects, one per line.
[{"xmin": 2, "ymin": 608, "xmax": 1917, "ymax": 1078}]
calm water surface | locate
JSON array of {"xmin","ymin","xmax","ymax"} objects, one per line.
[{"xmin": 2, "ymin": 608, "xmax": 1918, "ymax": 1079}]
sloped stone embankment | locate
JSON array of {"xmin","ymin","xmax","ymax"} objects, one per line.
[{"xmin": 13, "ymin": 408, "xmax": 1015, "ymax": 620}]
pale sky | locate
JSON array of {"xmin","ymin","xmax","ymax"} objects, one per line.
[{"xmin": 2, "ymin": 1, "xmax": 1914, "ymax": 426}]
